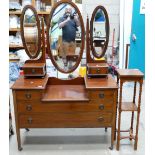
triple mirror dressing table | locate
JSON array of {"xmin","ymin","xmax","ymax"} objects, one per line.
[{"xmin": 11, "ymin": 0, "xmax": 118, "ymax": 151}]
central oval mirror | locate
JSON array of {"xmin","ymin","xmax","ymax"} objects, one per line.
[
  {"xmin": 21, "ymin": 5, "xmax": 41, "ymax": 59},
  {"xmin": 90, "ymin": 6, "xmax": 109, "ymax": 59},
  {"xmin": 47, "ymin": 0, "xmax": 85, "ymax": 73}
]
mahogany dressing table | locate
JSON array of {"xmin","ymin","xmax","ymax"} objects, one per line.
[{"xmin": 11, "ymin": 1, "xmax": 118, "ymax": 151}]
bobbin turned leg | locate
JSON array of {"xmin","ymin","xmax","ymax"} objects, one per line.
[
  {"xmin": 114, "ymin": 75, "xmax": 119, "ymax": 141},
  {"xmin": 134, "ymin": 83, "xmax": 142, "ymax": 150},
  {"xmin": 130, "ymin": 82, "xmax": 137, "ymax": 140},
  {"xmin": 116, "ymin": 111, "xmax": 121, "ymax": 150},
  {"xmin": 116, "ymin": 82, "xmax": 123, "ymax": 151}
]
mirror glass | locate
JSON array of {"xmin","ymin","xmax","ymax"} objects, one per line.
[
  {"xmin": 91, "ymin": 7, "xmax": 109, "ymax": 58},
  {"xmin": 22, "ymin": 8, "xmax": 40, "ymax": 58},
  {"xmin": 48, "ymin": 3, "xmax": 83, "ymax": 73}
]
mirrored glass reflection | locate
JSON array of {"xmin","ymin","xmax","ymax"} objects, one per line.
[
  {"xmin": 23, "ymin": 8, "xmax": 38, "ymax": 57},
  {"xmin": 92, "ymin": 9, "xmax": 106, "ymax": 57},
  {"xmin": 49, "ymin": 3, "xmax": 82, "ymax": 71}
]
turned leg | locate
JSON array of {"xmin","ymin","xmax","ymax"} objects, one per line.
[
  {"xmin": 12, "ymin": 91, "xmax": 23, "ymax": 151},
  {"xmin": 109, "ymin": 127, "xmax": 115, "ymax": 150},
  {"xmin": 114, "ymin": 103, "xmax": 118, "ymax": 141},
  {"xmin": 116, "ymin": 81, "xmax": 123, "ymax": 151},
  {"xmin": 16, "ymin": 128, "xmax": 22, "ymax": 151},
  {"xmin": 134, "ymin": 83, "xmax": 142, "ymax": 150},
  {"xmin": 114, "ymin": 77, "xmax": 119, "ymax": 140},
  {"xmin": 130, "ymin": 112, "xmax": 134, "ymax": 140},
  {"xmin": 130, "ymin": 82, "xmax": 137, "ymax": 140},
  {"xmin": 116, "ymin": 111, "xmax": 121, "ymax": 150}
]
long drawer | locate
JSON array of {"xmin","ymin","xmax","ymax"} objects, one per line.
[
  {"xmin": 19, "ymin": 112, "xmax": 113, "ymax": 128},
  {"xmin": 89, "ymin": 90, "xmax": 114, "ymax": 102},
  {"xmin": 16, "ymin": 90, "xmax": 42, "ymax": 101},
  {"xmin": 17, "ymin": 101, "xmax": 113, "ymax": 113}
]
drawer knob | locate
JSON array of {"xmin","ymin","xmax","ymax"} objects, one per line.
[
  {"xmin": 96, "ymin": 69, "xmax": 100, "ymax": 73},
  {"xmin": 99, "ymin": 93, "xmax": 104, "ymax": 98},
  {"xmin": 25, "ymin": 93, "xmax": 31, "ymax": 99},
  {"xmin": 32, "ymin": 69, "xmax": 36, "ymax": 74},
  {"xmin": 99, "ymin": 104, "xmax": 104, "ymax": 110},
  {"xmin": 98, "ymin": 117, "xmax": 104, "ymax": 122},
  {"xmin": 98, "ymin": 116, "xmax": 104, "ymax": 122},
  {"xmin": 26, "ymin": 105, "xmax": 32, "ymax": 111},
  {"xmin": 27, "ymin": 117, "xmax": 33, "ymax": 124}
]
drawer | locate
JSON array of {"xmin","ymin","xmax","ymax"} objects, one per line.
[
  {"xmin": 89, "ymin": 90, "xmax": 114, "ymax": 102},
  {"xmin": 88, "ymin": 67, "xmax": 108, "ymax": 75},
  {"xmin": 16, "ymin": 90, "xmax": 42, "ymax": 101},
  {"xmin": 17, "ymin": 101, "xmax": 113, "ymax": 113},
  {"xmin": 19, "ymin": 112, "xmax": 113, "ymax": 128},
  {"xmin": 23, "ymin": 67, "xmax": 45, "ymax": 76}
]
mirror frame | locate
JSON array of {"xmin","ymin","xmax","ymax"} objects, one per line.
[
  {"xmin": 46, "ymin": 0, "xmax": 85, "ymax": 74},
  {"xmin": 90, "ymin": 5, "xmax": 110, "ymax": 58},
  {"xmin": 20, "ymin": 5, "xmax": 41, "ymax": 59}
]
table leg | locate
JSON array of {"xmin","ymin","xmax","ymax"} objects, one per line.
[
  {"xmin": 134, "ymin": 82, "xmax": 142, "ymax": 150},
  {"xmin": 16, "ymin": 128, "xmax": 22, "ymax": 151},
  {"xmin": 109, "ymin": 127, "xmax": 114, "ymax": 150},
  {"xmin": 114, "ymin": 76, "xmax": 119, "ymax": 141},
  {"xmin": 116, "ymin": 82, "xmax": 123, "ymax": 151}
]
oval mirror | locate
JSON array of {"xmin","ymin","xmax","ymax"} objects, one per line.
[
  {"xmin": 21, "ymin": 5, "xmax": 41, "ymax": 59},
  {"xmin": 47, "ymin": 0, "xmax": 85, "ymax": 73},
  {"xmin": 90, "ymin": 6, "xmax": 109, "ymax": 59}
]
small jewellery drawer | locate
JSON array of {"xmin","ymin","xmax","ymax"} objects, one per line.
[
  {"xmin": 18, "ymin": 101, "xmax": 113, "ymax": 113},
  {"xmin": 19, "ymin": 112, "xmax": 113, "ymax": 128},
  {"xmin": 88, "ymin": 67, "xmax": 108, "ymax": 75},
  {"xmin": 22, "ymin": 62, "xmax": 46, "ymax": 77},
  {"xmin": 16, "ymin": 90, "xmax": 42, "ymax": 100},
  {"xmin": 24, "ymin": 67, "xmax": 45, "ymax": 76}
]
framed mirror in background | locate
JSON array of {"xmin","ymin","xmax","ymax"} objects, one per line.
[
  {"xmin": 90, "ymin": 5, "xmax": 109, "ymax": 59},
  {"xmin": 20, "ymin": 5, "xmax": 46, "ymax": 78},
  {"xmin": 47, "ymin": 0, "xmax": 85, "ymax": 74},
  {"xmin": 20, "ymin": 5, "xmax": 41, "ymax": 59}
]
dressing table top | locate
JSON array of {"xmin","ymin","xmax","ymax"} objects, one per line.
[
  {"xmin": 84, "ymin": 74, "xmax": 118, "ymax": 90},
  {"xmin": 116, "ymin": 69, "xmax": 144, "ymax": 78},
  {"xmin": 11, "ymin": 75, "xmax": 48, "ymax": 90}
]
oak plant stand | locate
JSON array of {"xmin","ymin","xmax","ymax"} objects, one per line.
[{"xmin": 116, "ymin": 69, "xmax": 144, "ymax": 150}]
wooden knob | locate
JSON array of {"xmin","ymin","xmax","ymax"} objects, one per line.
[
  {"xmin": 27, "ymin": 117, "xmax": 33, "ymax": 124},
  {"xmin": 25, "ymin": 93, "xmax": 31, "ymax": 99},
  {"xmin": 99, "ymin": 93, "xmax": 104, "ymax": 98},
  {"xmin": 98, "ymin": 117, "xmax": 104, "ymax": 122},
  {"xmin": 26, "ymin": 105, "xmax": 32, "ymax": 111},
  {"xmin": 99, "ymin": 104, "xmax": 104, "ymax": 110}
]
